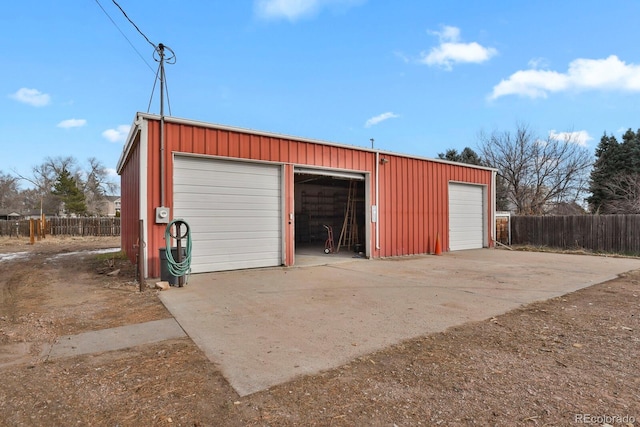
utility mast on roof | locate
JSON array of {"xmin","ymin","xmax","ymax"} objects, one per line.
[
  {"xmin": 151, "ymin": 42, "xmax": 176, "ymax": 117},
  {"xmin": 151, "ymin": 42, "xmax": 176, "ymax": 208},
  {"xmin": 101, "ymin": 0, "xmax": 177, "ymax": 207}
]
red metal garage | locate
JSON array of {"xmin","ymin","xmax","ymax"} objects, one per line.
[{"xmin": 117, "ymin": 113, "xmax": 497, "ymax": 278}]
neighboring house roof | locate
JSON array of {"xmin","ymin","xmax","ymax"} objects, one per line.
[
  {"xmin": 0, "ymin": 211, "xmax": 21, "ymax": 219},
  {"xmin": 22, "ymin": 210, "xmax": 57, "ymax": 217},
  {"xmin": 546, "ymin": 202, "xmax": 587, "ymax": 216}
]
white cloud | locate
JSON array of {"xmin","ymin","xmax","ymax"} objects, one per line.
[
  {"xmin": 57, "ymin": 119, "xmax": 87, "ymax": 129},
  {"xmin": 102, "ymin": 125, "xmax": 131, "ymax": 143},
  {"xmin": 528, "ymin": 57, "xmax": 549, "ymax": 69},
  {"xmin": 365, "ymin": 112, "xmax": 399, "ymax": 128},
  {"xmin": 431, "ymin": 25, "xmax": 461, "ymax": 43},
  {"xmin": 490, "ymin": 55, "xmax": 640, "ymax": 100},
  {"xmin": 549, "ymin": 130, "xmax": 592, "ymax": 147},
  {"xmin": 420, "ymin": 25, "xmax": 497, "ymax": 70},
  {"xmin": 254, "ymin": 0, "xmax": 364, "ymax": 21},
  {"xmin": 9, "ymin": 88, "xmax": 51, "ymax": 107},
  {"xmin": 490, "ymin": 69, "xmax": 569, "ymax": 99}
]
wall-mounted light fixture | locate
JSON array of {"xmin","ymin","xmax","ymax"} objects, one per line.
[{"xmin": 380, "ymin": 158, "xmax": 389, "ymax": 165}]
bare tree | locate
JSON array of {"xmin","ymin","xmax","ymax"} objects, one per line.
[
  {"xmin": 0, "ymin": 171, "xmax": 21, "ymax": 211},
  {"xmin": 600, "ymin": 173, "xmax": 640, "ymax": 214},
  {"xmin": 81, "ymin": 157, "xmax": 119, "ymax": 215},
  {"xmin": 13, "ymin": 156, "xmax": 119, "ymax": 216},
  {"xmin": 19, "ymin": 188, "xmax": 47, "ymax": 214},
  {"xmin": 21, "ymin": 156, "xmax": 79, "ymax": 188},
  {"xmin": 478, "ymin": 124, "xmax": 592, "ymax": 215},
  {"xmin": 12, "ymin": 156, "xmax": 79, "ymax": 214}
]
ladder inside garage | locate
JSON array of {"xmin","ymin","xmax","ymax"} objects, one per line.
[{"xmin": 337, "ymin": 180, "xmax": 359, "ymax": 253}]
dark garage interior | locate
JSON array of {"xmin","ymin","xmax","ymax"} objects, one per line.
[{"xmin": 294, "ymin": 173, "xmax": 366, "ymax": 256}]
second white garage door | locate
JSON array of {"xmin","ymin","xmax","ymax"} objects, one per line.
[
  {"xmin": 173, "ymin": 156, "xmax": 282, "ymax": 273},
  {"xmin": 448, "ymin": 183, "xmax": 485, "ymax": 251}
]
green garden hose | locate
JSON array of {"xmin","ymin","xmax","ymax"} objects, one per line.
[{"xmin": 165, "ymin": 219, "xmax": 192, "ymax": 283}]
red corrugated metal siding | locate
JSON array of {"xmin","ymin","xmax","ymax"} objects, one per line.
[
  {"xmin": 119, "ymin": 132, "xmax": 141, "ymax": 265},
  {"xmin": 140, "ymin": 120, "xmax": 378, "ymax": 277},
  {"xmin": 146, "ymin": 121, "xmax": 168, "ymax": 278},
  {"xmin": 376, "ymin": 156, "xmax": 493, "ymax": 257},
  {"xmin": 134, "ymin": 117, "xmax": 494, "ymax": 277}
]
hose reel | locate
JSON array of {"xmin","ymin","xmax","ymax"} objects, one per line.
[{"xmin": 164, "ymin": 219, "xmax": 192, "ymax": 286}]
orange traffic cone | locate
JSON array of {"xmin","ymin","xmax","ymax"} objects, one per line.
[{"xmin": 434, "ymin": 233, "xmax": 442, "ymax": 256}]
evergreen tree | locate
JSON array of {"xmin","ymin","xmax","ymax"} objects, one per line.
[
  {"xmin": 459, "ymin": 147, "xmax": 483, "ymax": 165},
  {"xmin": 587, "ymin": 133, "xmax": 619, "ymax": 213},
  {"xmin": 620, "ymin": 129, "xmax": 640, "ymax": 171},
  {"xmin": 588, "ymin": 129, "xmax": 640, "ymax": 213},
  {"xmin": 437, "ymin": 147, "xmax": 483, "ymax": 165},
  {"xmin": 52, "ymin": 168, "xmax": 87, "ymax": 216}
]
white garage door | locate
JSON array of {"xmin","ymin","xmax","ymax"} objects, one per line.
[
  {"xmin": 173, "ymin": 156, "xmax": 282, "ymax": 273},
  {"xmin": 448, "ymin": 183, "xmax": 485, "ymax": 251}
]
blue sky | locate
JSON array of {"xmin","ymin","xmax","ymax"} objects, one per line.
[{"xmin": 3, "ymin": 0, "xmax": 640, "ymax": 191}]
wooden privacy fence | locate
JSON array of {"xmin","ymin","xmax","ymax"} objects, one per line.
[
  {"xmin": 511, "ymin": 214, "xmax": 640, "ymax": 255},
  {"xmin": 0, "ymin": 218, "xmax": 120, "ymax": 237}
]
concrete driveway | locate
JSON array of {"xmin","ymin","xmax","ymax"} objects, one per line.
[{"xmin": 158, "ymin": 249, "xmax": 639, "ymax": 396}]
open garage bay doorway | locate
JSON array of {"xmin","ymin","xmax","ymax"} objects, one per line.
[{"xmin": 294, "ymin": 168, "xmax": 367, "ymax": 266}]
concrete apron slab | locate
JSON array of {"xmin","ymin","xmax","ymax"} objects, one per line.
[
  {"xmin": 158, "ymin": 249, "xmax": 639, "ymax": 397},
  {"xmin": 44, "ymin": 318, "xmax": 186, "ymax": 360}
]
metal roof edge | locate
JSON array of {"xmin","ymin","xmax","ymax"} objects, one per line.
[
  {"xmin": 116, "ymin": 113, "xmax": 144, "ymax": 174},
  {"xmin": 134, "ymin": 113, "xmax": 497, "ymax": 173}
]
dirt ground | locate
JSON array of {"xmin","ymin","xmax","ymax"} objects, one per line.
[{"xmin": 0, "ymin": 236, "xmax": 638, "ymax": 426}]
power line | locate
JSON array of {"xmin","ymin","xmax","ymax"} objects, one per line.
[
  {"xmin": 94, "ymin": 0, "xmax": 176, "ymax": 116},
  {"xmin": 94, "ymin": 0, "xmax": 155, "ymax": 73},
  {"xmin": 110, "ymin": 0, "xmax": 156, "ymax": 49}
]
